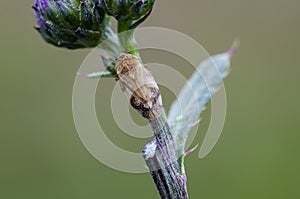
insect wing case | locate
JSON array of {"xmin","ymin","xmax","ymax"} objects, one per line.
[{"xmin": 115, "ymin": 53, "xmax": 162, "ymax": 120}]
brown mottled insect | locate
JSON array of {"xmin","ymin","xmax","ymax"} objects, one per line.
[{"xmin": 115, "ymin": 53, "xmax": 162, "ymax": 120}]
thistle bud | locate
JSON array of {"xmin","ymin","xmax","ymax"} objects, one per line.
[
  {"xmin": 99, "ymin": 0, "xmax": 156, "ymax": 22},
  {"xmin": 33, "ymin": 0, "xmax": 108, "ymax": 49}
]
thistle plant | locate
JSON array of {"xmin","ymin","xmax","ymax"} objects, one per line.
[{"xmin": 33, "ymin": 1, "xmax": 236, "ymax": 198}]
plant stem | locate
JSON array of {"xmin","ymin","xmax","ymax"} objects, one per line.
[
  {"xmin": 117, "ymin": 20, "xmax": 141, "ymax": 60},
  {"xmin": 115, "ymin": 20, "xmax": 188, "ymax": 198},
  {"xmin": 143, "ymin": 112, "xmax": 189, "ymax": 199}
]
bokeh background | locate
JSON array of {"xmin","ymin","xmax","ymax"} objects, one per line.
[{"xmin": 1, "ymin": 0, "xmax": 299, "ymax": 198}]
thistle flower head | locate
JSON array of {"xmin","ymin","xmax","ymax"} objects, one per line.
[
  {"xmin": 100, "ymin": 0, "xmax": 156, "ymax": 21},
  {"xmin": 33, "ymin": 0, "xmax": 108, "ymax": 49}
]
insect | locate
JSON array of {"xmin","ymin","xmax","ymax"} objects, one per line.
[{"xmin": 115, "ymin": 53, "xmax": 162, "ymax": 120}]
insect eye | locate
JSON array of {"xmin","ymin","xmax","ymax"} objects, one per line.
[
  {"xmin": 141, "ymin": 106, "xmax": 150, "ymax": 112},
  {"xmin": 130, "ymin": 96, "xmax": 142, "ymax": 110}
]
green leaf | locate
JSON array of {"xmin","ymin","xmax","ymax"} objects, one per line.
[
  {"xmin": 77, "ymin": 70, "xmax": 117, "ymax": 78},
  {"xmin": 167, "ymin": 42, "xmax": 238, "ymax": 156}
]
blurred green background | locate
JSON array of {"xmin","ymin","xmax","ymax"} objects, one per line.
[{"xmin": 1, "ymin": 0, "xmax": 300, "ymax": 198}]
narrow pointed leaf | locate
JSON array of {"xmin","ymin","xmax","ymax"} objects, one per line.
[{"xmin": 168, "ymin": 43, "xmax": 237, "ymax": 156}]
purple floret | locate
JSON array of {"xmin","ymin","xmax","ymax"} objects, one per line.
[{"xmin": 33, "ymin": 0, "xmax": 50, "ymax": 28}]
